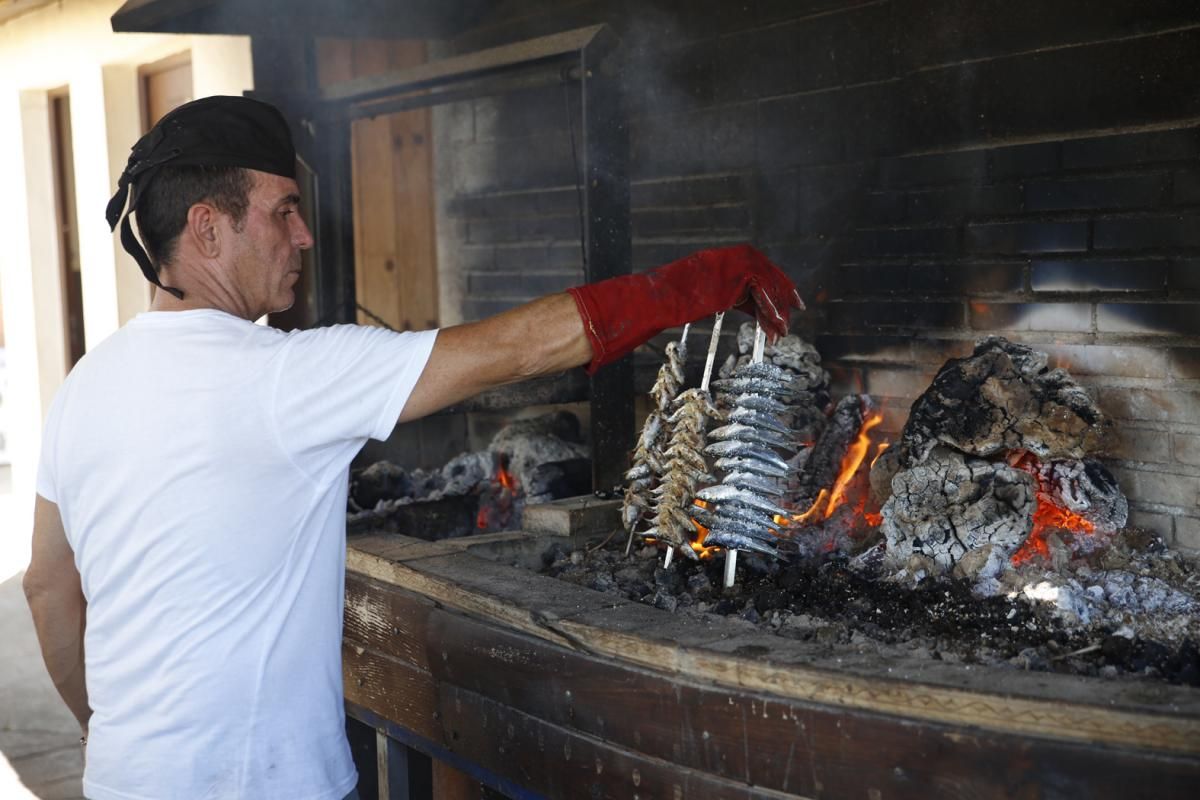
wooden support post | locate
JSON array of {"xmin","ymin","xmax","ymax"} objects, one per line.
[
  {"xmin": 431, "ymin": 758, "xmax": 477, "ymax": 800},
  {"xmin": 376, "ymin": 731, "xmax": 410, "ymax": 800}
]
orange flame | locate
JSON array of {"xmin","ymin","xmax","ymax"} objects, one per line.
[
  {"xmin": 870, "ymin": 441, "xmax": 890, "ymax": 469},
  {"xmin": 794, "ymin": 488, "xmax": 829, "ymax": 524},
  {"xmin": 825, "ymin": 413, "xmax": 883, "ymax": 516},
  {"xmin": 497, "ymin": 463, "xmax": 517, "ymax": 492},
  {"xmin": 1009, "ymin": 454, "xmax": 1097, "ymax": 565}
]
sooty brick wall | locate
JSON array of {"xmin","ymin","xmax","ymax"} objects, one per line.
[{"xmin": 433, "ymin": 0, "xmax": 1200, "ymax": 554}]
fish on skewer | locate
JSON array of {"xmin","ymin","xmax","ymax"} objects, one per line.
[
  {"xmin": 728, "ymin": 406, "xmax": 793, "ymax": 434},
  {"xmin": 696, "ymin": 334, "xmax": 802, "ymax": 573},
  {"xmin": 702, "ymin": 529, "xmax": 780, "ymax": 557},
  {"xmin": 713, "ymin": 456, "xmax": 789, "ymax": 479},
  {"xmin": 709, "ymin": 422, "xmax": 797, "ymax": 449},
  {"xmin": 648, "ymin": 386, "xmax": 722, "ymax": 559},
  {"xmin": 696, "ymin": 484, "xmax": 792, "ymax": 518},
  {"xmin": 730, "ymin": 393, "xmax": 793, "ymax": 415},
  {"xmin": 622, "ymin": 333, "xmax": 689, "ymax": 548},
  {"xmin": 704, "ymin": 440, "xmax": 790, "ymax": 470},
  {"xmin": 720, "ymin": 470, "xmax": 787, "ymax": 496}
]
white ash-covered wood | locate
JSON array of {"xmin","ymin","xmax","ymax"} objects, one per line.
[
  {"xmin": 880, "ymin": 447, "xmax": 1037, "ymax": 571},
  {"xmin": 1027, "ymin": 456, "xmax": 1129, "ymax": 533},
  {"xmin": 872, "ymin": 337, "xmax": 1111, "ymax": 503}
]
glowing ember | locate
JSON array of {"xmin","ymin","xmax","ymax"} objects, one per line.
[
  {"xmin": 497, "ymin": 462, "xmax": 517, "ymax": 492},
  {"xmin": 1009, "ymin": 454, "xmax": 1098, "ymax": 565},
  {"xmin": 477, "ymin": 455, "xmax": 520, "ymax": 530}
]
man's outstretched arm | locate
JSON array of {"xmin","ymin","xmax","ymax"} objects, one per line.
[
  {"xmin": 24, "ymin": 495, "xmax": 91, "ymax": 734},
  {"xmin": 399, "ymin": 244, "xmax": 803, "ymax": 423}
]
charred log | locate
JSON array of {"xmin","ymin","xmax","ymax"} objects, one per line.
[
  {"xmin": 792, "ymin": 394, "xmax": 864, "ymax": 511},
  {"xmin": 872, "ymin": 337, "xmax": 1111, "ymax": 504},
  {"xmin": 880, "ymin": 447, "xmax": 1037, "ymax": 574}
]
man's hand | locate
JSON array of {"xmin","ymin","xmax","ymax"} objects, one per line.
[
  {"xmin": 24, "ymin": 495, "xmax": 91, "ymax": 734},
  {"xmin": 567, "ymin": 244, "xmax": 803, "ymax": 373}
]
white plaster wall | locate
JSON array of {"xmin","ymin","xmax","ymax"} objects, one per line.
[{"xmin": 0, "ymin": 0, "xmax": 253, "ymax": 541}]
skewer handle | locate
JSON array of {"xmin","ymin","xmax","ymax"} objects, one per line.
[
  {"xmin": 723, "ymin": 548, "xmax": 738, "ymax": 588},
  {"xmin": 699, "ymin": 312, "xmax": 725, "ymax": 392},
  {"xmin": 752, "ymin": 322, "xmax": 766, "ymax": 364},
  {"xmin": 663, "ymin": 547, "xmax": 675, "ymax": 569},
  {"xmin": 680, "ymin": 322, "xmax": 690, "ymax": 343}
]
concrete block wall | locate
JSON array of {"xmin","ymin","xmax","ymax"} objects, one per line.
[{"xmin": 433, "ymin": 0, "xmax": 1200, "ymax": 554}]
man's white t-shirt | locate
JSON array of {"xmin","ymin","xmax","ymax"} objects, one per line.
[{"xmin": 36, "ymin": 309, "xmax": 438, "ymax": 800}]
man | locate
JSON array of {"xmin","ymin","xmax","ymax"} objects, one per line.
[{"xmin": 22, "ymin": 96, "xmax": 801, "ymax": 800}]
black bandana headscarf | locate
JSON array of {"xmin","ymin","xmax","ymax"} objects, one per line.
[{"xmin": 105, "ymin": 95, "xmax": 297, "ymax": 300}]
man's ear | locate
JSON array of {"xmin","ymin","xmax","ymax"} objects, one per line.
[{"xmin": 185, "ymin": 202, "xmax": 221, "ymax": 258}]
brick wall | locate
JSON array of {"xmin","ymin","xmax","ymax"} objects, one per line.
[
  {"xmin": 830, "ymin": 128, "xmax": 1200, "ymax": 554},
  {"xmin": 434, "ymin": 0, "xmax": 1200, "ymax": 554}
]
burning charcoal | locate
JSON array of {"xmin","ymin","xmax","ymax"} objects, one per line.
[
  {"xmin": 488, "ymin": 412, "xmax": 588, "ymax": 498},
  {"xmin": 1020, "ymin": 457, "xmax": 1129, "ymax": 533},
  {"xmin": 687, "ymin": 571, "xmax": 712, "ymax": 593},
  {"xmin": 440, "ymin": 451, "xmax": 493, "ymax": 496},
  {"xmin": 590, "ymin": 573, "xmax": 616, "ymax": 593}
]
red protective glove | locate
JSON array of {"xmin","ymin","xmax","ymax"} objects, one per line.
[{"xmin": 567, "ymin": 244, "xmax": 804, "ymax": 374}]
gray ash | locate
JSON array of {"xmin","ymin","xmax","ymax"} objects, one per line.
[{"xmin": 542, "ymin": 541, "xmax": 1200, "ymax": 686}]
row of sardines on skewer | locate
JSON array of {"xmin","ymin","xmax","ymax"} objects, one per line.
[{"xmin": 622, "ymin": 322, "xmax": 803, "ymax": 562}]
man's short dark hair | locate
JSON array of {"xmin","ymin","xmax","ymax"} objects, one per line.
[{"xmin": 135, "ymin": 165, "xmax": 254, "ymax": 270}]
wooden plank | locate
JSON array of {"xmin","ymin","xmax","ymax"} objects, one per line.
[
  {"xmin": 348, "ymin": 547, "xmax": 635, "ymax": 649},
  {"xmin": 317, "ymin": 38, "xmax": 437, "ymax": 333},
  {"xmin": 521, "ymin": 496, "xmax": 622, "ymax": 538},
  {"xmin": 345, "ymin": 538, "xmax": 1200, "ymax": 756},
  {"xmin": 345, "ymin": 573, "xmax": 435, "ymax": 672},
  {"xmin": 377, "ymin": 731, "xmax": 410, "ymax": 800},
  {"xmin": 419, "ymin": 602, "xmax": 1200, "ymax": 799},
  {"xmin": 343, "ymin": 643, "xmax": 441, "ymax": 744},
  {"xmin": 350, "ymin": 41, "xmax": 400, "ymax": 331},
  {"xmin": 320, "ymin": 25, "xmax": 608, "ymax": 104},
  {"xmin": 430, "ymin": 759, "xmax": 477, "ymax": 800},
  {"xmin": 387, "ymin": 40, "xmax": 439, "ymax": 333},
  {"xmin": 437, "ymin": 683, "xmax": 798, "ymax": 800}
]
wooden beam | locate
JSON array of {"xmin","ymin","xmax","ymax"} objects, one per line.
[
  {"xmin": 344, "ymin": 579, "xmax": 1200, "ymax": 798},
  {"xmin": 320, "ymin": 25, "xmax": 610, "ymax": 105},
  {"xmin": 345, "ymin": 536, "xmax": 1200, "ymax": 756}
]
